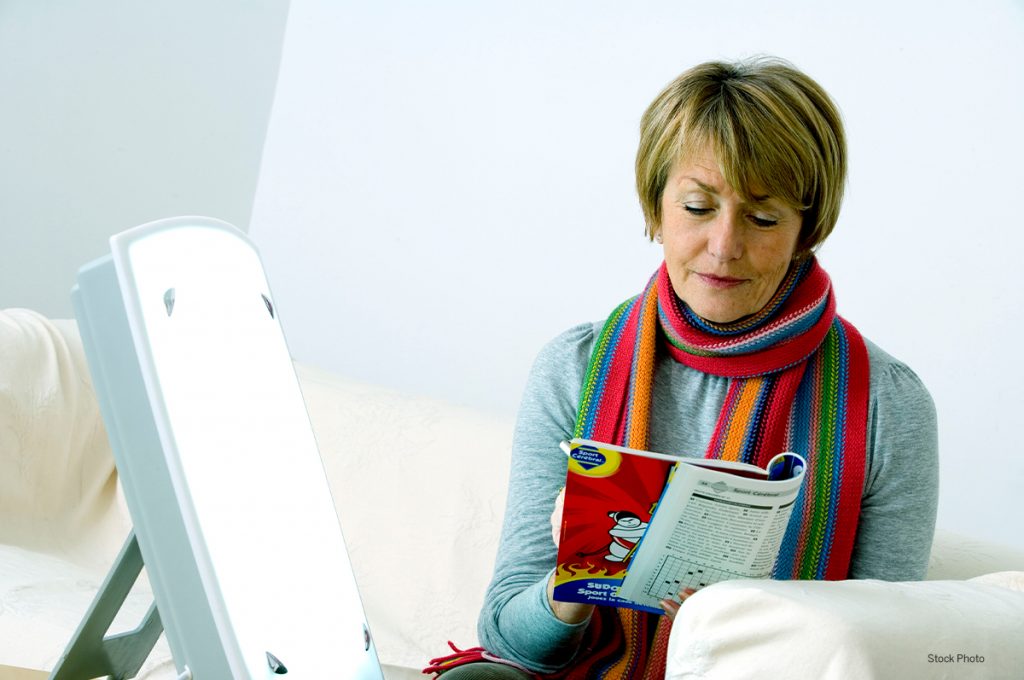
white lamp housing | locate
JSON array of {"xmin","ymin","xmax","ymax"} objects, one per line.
[{"xmin": 69, "ymin": 216, "xmax": 384, "ymax": 678}]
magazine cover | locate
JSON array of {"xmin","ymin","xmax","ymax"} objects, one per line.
[{"xmin": 552, "ymin": 440, "xmax": 675, "ymax": 614}]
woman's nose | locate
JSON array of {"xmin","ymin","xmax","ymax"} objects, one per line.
[{"xmin": 707, "ymin": 210, "xmax": 744, "ymax": 261}]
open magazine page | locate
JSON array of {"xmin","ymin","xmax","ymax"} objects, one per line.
[{"xmin": 616, "ymin": 453, "xmax": 805, "ymax": 610}]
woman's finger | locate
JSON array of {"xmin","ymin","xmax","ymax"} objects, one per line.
[
  {"xmin": 550, "ymin": 487, "xmax": 566, "ymax": 546},
  {"xmin": 661, "ymin": 588, "xmax": 698, "ymax": 621}
]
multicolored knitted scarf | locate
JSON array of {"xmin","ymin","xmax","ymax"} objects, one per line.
[
  {"xmin": 425, "ymin": 257, "xmax": 869, "ymax": 679},
  {"xmin": 549, "ymin": 257, "xmax": 869, "ymax": 679}
]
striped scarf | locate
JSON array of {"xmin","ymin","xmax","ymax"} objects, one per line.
[{"xmin": 550, "ymin": 257, "xmax": 869, "ymax": 679}]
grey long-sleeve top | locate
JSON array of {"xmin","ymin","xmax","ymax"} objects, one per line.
[{"xmin": 477, "ymin": 321, "xmax": 939, "ymax": 673}]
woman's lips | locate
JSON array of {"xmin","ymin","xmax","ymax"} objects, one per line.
[{"xmin": 697, "ymin": 273, "xmax": 747, "ymax": 289}]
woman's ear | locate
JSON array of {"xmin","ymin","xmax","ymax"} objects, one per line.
[
  {"xmin": 792, "ymin": 247, "xmax": 814, "ymax": 262},
  {"xmin": 647, "ymin": 223, "xmax": 663, "ymax": 244}
]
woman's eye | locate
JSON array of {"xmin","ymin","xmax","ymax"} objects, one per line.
[
  {"xmin": 684, "ymin": 205, "xmax": 712, "ymax": 216},
  {"xmin": 750, "ymin": 215, "xmax": 779, "ymax": 227}
]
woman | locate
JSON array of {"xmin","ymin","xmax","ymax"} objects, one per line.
[{"xmin": 427, "ymin": 57, "xmax": 938, "ymax": 679}]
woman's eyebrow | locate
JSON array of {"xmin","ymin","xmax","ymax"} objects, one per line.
[
  {"xmin": 685, "ymin": 178, "xmax": 721, "ymax": 194},
  {"xmin": 685, "ymin": 177, "xmax": 771, "ymax": 203}
]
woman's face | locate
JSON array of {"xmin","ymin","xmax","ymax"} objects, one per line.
[{"xmin": 658, "ymin": 150, "xmax": 803, "ymax": 323}]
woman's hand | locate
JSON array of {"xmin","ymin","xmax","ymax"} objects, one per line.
[
  {"xmin": 660, "ymin": 588, "xmax": 696, "ymax": 622},
  {"xmin": 547, "ymin": 487, "xmax": 595, "ymax": 623},
  {"xmin": 546, "ymin": 571, "xmax": 595, "ymax": 624}
]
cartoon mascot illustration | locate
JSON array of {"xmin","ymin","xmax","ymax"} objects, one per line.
[{"xmin": 604, "ymin": 510, "xmax": 648, "ymax": 562}]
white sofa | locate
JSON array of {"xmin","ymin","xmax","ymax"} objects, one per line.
[{"xmin": 2, "ymin": 307, "xmax": 1023, "ymax": 679}]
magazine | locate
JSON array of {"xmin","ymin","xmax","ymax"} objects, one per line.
[{"xmin": 552, "ymin": 438, "xmax": 806, "ymax": 613}]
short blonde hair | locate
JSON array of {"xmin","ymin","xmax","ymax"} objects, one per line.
[{"xmin": 636, "ymin": 58, "xmax": 846, "ymax": 254}]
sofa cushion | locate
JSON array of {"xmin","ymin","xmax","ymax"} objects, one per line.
[
  {"xmin": 297, "ymin": 363, "xmax": 514, "ymax": 671},
  {"xmin": 927, "ymin": 530, "xmax": 1024, "ymax": 579},
  {"xmin": 0, "ymin": 541, "xmax": 172, "ymax": 677}
]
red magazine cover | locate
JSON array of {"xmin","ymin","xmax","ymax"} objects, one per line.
[{"xmin": 552, "ymin": 440, "xmax": 675, "ymax": 614}]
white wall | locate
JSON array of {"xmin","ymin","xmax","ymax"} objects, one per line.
[
  {"xmin": 250, "ymin": 0, "xmax": 1024, "ymax": 550},
  {"xmin": 0, "ymin": 0, "xmax": 290, "ymax": 317}
]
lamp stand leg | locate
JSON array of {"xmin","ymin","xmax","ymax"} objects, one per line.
[{"xmin": 49, "ymin": 531, "xmax": 164, "ymax": 680}]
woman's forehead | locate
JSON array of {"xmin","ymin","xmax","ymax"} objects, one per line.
[
  {"xmin": 668, "ymin": 149, "xmax": 775, "ymax": 202},
  {"xmin": 674, "ymin": 128, "xmax": 796, "ymax": 201}
]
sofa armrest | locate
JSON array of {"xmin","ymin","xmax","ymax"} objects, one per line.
[
  {"xmin": 666, "ymin": 574, "xmax": 1024, "ymax": 680},
  {"xmin": 0, "ymin": 309, "xmax": 130, "ymax": 570}
]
